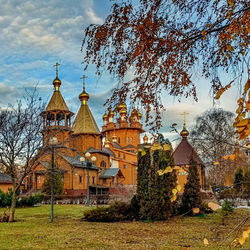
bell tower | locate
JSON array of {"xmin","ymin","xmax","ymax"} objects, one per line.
[{"xmin": 40, "ymin": 63, "xmax": 74, "ymax": 147}]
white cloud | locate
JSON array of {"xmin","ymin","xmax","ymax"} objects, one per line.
[
  {"xmin": 0, "ymin": 83, "xmax": 20, "ymax": 107},
  {"xmin": 85, "ymin": 7, "xmax": 103, "ymax": 24}
]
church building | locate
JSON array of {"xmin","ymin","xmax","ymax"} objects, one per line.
[
  {"xmin": 25, "ymin": 64, "xmax": 207, "ymax": 201},
  {"xmin": 27, "ymin": 64, "xmax": 144, "ymax": 197}
]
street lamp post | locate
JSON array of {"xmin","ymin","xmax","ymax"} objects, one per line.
[
  {"xmin": 49, "ymin": 137, "xmax": 58, "ymax": 223},
  {"xmin": 80, "ymin": 153, "xmax": 96, "ymax": 206}
]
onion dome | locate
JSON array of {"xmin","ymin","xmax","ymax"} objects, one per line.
[
  {"xmin": 120, "ymin": 107, "xmax": 127, "ymax": 115},
  {"xmin": 79, "ymin": 91, "xmax": 89, "ymax": 105},
  {"xmin": 104, "ymin": 138, "xmax": 111, "ymax": 148},
  {"xmin": 143, "ymin": 134, "xmax": 149, "ymax": 144},
  {"xmin": 102, "ymin": 112, "xmax": 108, "ymax": 120},
  {"xmin": 131, "ymin": 109, "xmax": 138, "ymax": 115},
  {"xmin": 53, "ymin": 77, "xmax": 61, "ymax": 90},
  {"xmin": 117, "ymin": 102, "xmax": 127, "ymax": 111},
  {"xmin": 180, "ymin": 124, "xmax": 189, "ymax": 139},
  {"xmin": 108, "ymin": 109, "xmax": 114, "ymax": 116},
  {"xmin": 112, "ymin": 135, "xmax": 118, "ymax": 143}
]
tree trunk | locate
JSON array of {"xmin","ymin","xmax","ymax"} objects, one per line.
[{"xmin": 8, "ymin": 191, "xmax": 17, "ymax": 222}]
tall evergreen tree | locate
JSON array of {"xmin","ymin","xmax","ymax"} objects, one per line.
[
  {"xmin": 181, "ymin": 159, "xmax": 202, "ymax": 215},
  {"xmin": 137, "ymin": 147, "xmax": 151, "ymax": 220},
  {"xmin": 41, "ymin": 165, "xmax": 64, "ymax": 195},
  {"xmin": 137, "ymin": 135, "xmax": 177, "ymax": 221},
  {"xmin": 233, "ymin": 168, "xmax": 245, "ymax": 193},
  {"xmin": 244, "ymin": 170, "xmax": 250, "ymax": 193}
]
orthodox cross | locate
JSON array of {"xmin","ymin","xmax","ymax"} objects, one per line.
[
  {"xmin": 54, "ymin": 62, "xmax": 60, "ymax": 78},
  {"xmin": 181, "ymin": 112, "xmax": 189, "ymax": 125},
  {"xmin": 80, "ymin": 75, "xmax": 88, "ymax": 92}
]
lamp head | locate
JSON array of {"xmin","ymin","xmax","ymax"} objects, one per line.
[
  {"xmin": 49, "ymin": 137, "xmax": 58, "ymax": 146},
  {"xmin": 85, "ymin": 152, "xmax": 91, "ymax": 158},
  {"xmin": 80, "ymin": 157, "xmax": 85, "ymax": 162},
  {"xmin": 91, "ymin": 156, "xmax": 97, "ymax": 162}
]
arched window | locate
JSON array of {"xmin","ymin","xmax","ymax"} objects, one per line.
[{"xmin": 100, "ymin": 160, "xmax": 106, "ymax": 168}]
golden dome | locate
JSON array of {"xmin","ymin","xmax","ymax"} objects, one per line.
[
  {"xmin": 143, "ymin": 134, "xmax": 149, "ymax": 143},
  {"xmin": 117, "ymin": 102, "xmax": 127, "ymax": 111},
  {"xmin": 102, "ymin": 112, "xmax": 108, "ymax": 119},
  {"xmin": 112, "ymin": 135, "xmax": 118, "ymax": 142},
  {"xmin": 131, "ymin": 109, "xmax": 137, "ymax": 114},
  {"xmin": 120, "ymin": 107, "xmax": 127, "ymax": 114},
  {"xmin": 53, "ymin": 77, "xmax": 61, "ymax": 89},
  {"xmin": 104, "ymin": 138, "xmax": 111, "ymax": 148},
  {"xmin": 180, "ymin": 126, "xmax": 189, "ymax": 139},
  {"xmin": 79, "ymin": 91, "xmax": 89, "ymax": 102},
  {"xmin": 108, "ymin": 109, "xmax": 114, "ymax": 116}
]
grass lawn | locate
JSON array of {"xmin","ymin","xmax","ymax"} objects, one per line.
[{"xmin": 0, "ymin": 205, "xmax": 249, "ymax": 249}]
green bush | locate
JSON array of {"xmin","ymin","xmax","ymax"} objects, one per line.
[
  {"xmin": 220, "ymin": 200, "xmax": 234, "ymax": 225},
  {"xmin": 83, "ymin": 206, "xmax": 112, "ymax": 222},
  {"xmin": 129, "ymin": 195, "xmax": 140, "ymax": 220},
  {"xmin": 83, "ymin": 201, "xmax": 139, "ymax": 222},
  {"xmin": 18, "ymin": 194, "xmax": 44, "ymax": 207},
  {"xmin": 0, "ymin": 190, "xmax": 43, "ymax": 207},
  {"xmin": 0, "ymin": 189, "xmax": 12, "ymax": 207},
  {"xmin": 221, "ymin": 200, "xmax": 234, "ymax": 213}
]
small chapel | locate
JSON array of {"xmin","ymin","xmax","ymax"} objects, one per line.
[{"xmin": 25, "ymin": 64, "xmax": 206, "ymax": 200}]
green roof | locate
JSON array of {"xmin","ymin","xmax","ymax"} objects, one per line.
[{"xmin": 99, "ymin": 168, "xmax": 124, "ymax": 178}]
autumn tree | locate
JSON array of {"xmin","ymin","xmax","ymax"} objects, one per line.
[
  {"xmin": 0, "ymin": 89, "xmax": 44, "ymax": 222},
  {"xmin": 82, "ymin": 0, "xmax": 250, "ymax": 137}
]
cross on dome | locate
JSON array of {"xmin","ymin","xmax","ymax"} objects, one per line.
[
  {"xmin": 54, "ymin": 62, "xmax": 60, "ymax": 78},
  {"xmin": 80, "ymin": 75, "xmax": 88, "ymax": 92},
  {"xmin": 180, "ymin": 112, "xmax": 189, "ymax": 139},
  {"xmin": 181, "ymin": 112, "xmax": 189, "ymax": 125}
]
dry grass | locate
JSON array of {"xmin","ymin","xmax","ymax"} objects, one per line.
[{"xmin": 0, "ymin": 205, "xmax": 249, "ymax": 249}]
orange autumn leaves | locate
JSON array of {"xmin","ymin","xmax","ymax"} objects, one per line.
[
  {"xmin": 83, "ymin": 0, "xmax": 249, "ymax": 133},
  {"xmin": 215, "ymin": 78, "xmax": 250, "ymax": 140}
]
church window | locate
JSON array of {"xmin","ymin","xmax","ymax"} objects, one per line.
[
  {"xmin": 79, "ymin": 175, "xmax": 82, "ymax": 184},
  {"xmin": 118, "ymin": 137, "xmax": 120, "ymax": 143},
  {"xmin": 100, "ymin": 161, "xmax": 106, "ymax": 168},
  {"xmin": 92, "ymin": 176, "xmax": 95, "ymax": 184},
  {"xmin": 123, "ymin": 165, "xmax": 127, "ymax": 169}
]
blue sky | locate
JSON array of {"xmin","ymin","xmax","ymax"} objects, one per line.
[{"xmin": 0, "ymin": 0, "xmax": 240, "ymax": 144}]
